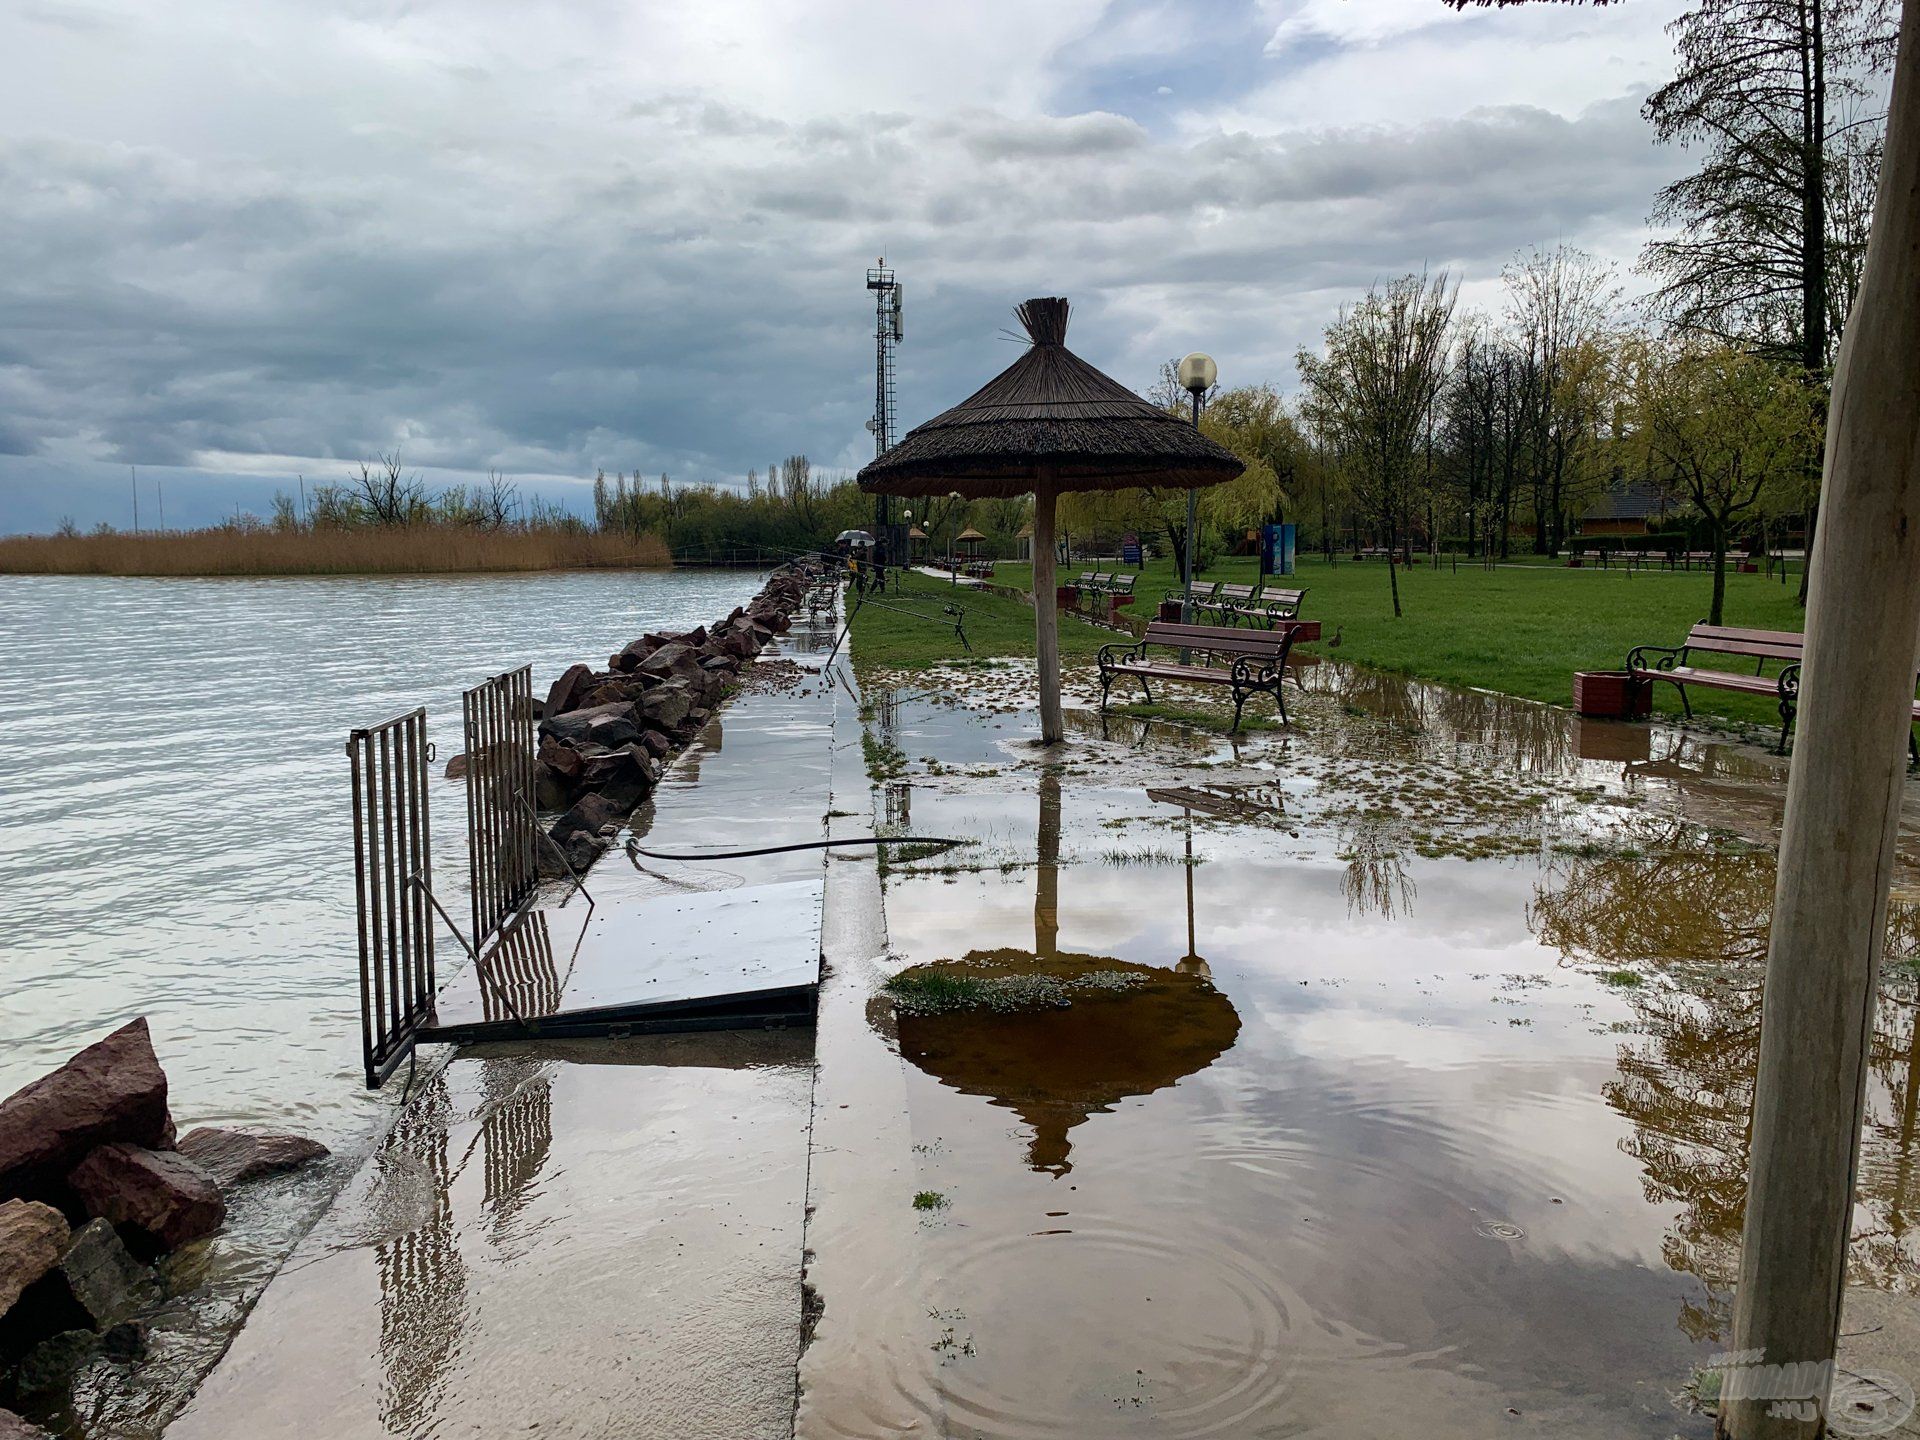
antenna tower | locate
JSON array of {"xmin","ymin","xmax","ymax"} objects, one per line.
[{"xmin": 865, "ymin": 260, "xmax": 903, "ymax": 546}]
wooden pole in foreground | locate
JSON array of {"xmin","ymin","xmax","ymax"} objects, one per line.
[
  {"xmin": 1722, "ymin": 8, "xmax": 1920, "ymax": 1436},
  {"xmin": 1031, "ymin": 477, "xmax": 1064, "ymax": 744}
]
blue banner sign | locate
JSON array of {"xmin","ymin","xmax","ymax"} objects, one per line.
[{"xmin": 1260, "ymin": 523, "xmax": 1296, "ymax": 576}]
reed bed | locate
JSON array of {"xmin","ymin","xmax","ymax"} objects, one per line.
[{"xmin": 0, "ymin": 525, "xmax": 672, "ymax": 576}]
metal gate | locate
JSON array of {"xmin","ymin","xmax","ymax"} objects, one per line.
[
  {"xmin": 349, "ymin": 708, "xmax": 436, "ymax": 1088},
  {"xmin": 462, "ymin": 665, "xmax": 537, "ymax": 948}
]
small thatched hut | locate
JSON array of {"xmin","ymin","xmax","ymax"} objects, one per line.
[{"xmin": 859, "ymin": 298, "xmax": 1242, "ymax": 742}]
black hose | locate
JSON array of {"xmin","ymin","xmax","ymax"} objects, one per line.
[{"xmin": 624, "ymin": 834, "xmax": 966, "ymax": 861}]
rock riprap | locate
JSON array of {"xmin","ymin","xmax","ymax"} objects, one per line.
[
  {"xmin": 523, "ymin": 561, "xmax": 821, "ymax": 876},
  {"xmin": 0, "ymin": 1022, "xmax": 328, "ymax": 1408}
]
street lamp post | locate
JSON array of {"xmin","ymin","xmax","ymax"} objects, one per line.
[
  {"xmin": 948, "ymin": 491, "xmax": 963, "ymax": 588},
  {"xmin": 1176, "ymin": 352, "xmax": 1217, "ymax": 625}
]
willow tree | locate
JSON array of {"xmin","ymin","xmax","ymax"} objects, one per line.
[
  {"xmin": 1628, "ymin": 337, "xmax": 1816, "ymax": 624},
  {"xmin": 1450, "ymin": 3, "xmax": 1920, "ymax": 1438}
]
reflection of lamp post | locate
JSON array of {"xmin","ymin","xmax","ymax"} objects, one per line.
[
  {"xmin": 1176, "ymin": 352, "xmax": 1217, "ymax": 625},
  {"xmin": 1176, "ymin": 804, "xmax": 1209, "ymax": 979}
]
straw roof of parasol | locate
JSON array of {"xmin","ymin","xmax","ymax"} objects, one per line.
[
  {"xmin": 858, "ymin": 298, "xmax": 1244, "ymax": 498},
  {"xmin": 857, "ymin": 296, "xmax": 1243, "ymax": 744},
  {"xmin": 956, "ymin": 526, "xmax": 987, "ymax": 542},
  {"xmin": 908, "ymin": 525, "xmax": 928, "ymax": 539}
]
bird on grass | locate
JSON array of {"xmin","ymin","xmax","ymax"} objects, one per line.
[{"xmin": 1326, "ymin": 625, "xmax": 1343, "ymax": 649}]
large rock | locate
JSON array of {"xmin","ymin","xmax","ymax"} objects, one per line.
[
  {"xmin": 0, "ymin": 1201, "xmax": 69, "ymax": 1316},
  {"xmin": 638, "ymin": 679, "xmax": 695, "ymax": 733},
  {"xmin": 11, "ymin": 1219, "xmax": 154, "ymax": 1337},
  {"xmin": 608, "ymin": 633, "xmax": 671, "ymax": 673},
  {"xmin": 66, "ymin": 1145, "xmax": 224, "ymax": 1255},
  {"xmin": 580, "ymin": 712, "xmax": 641, "ymax": 751},
  {"xmin": 635, "ymin": 642, "xmax": 702, "ymax": 681},
  {"xmin": 543, "ymin": 663, "xmax": 596, "ymax": 718},
  {"xmin": 175, "ymin": 1129, "xmax": 329, "ymax": 1190},
  {"xmin": 0, "ymin": 1020, "xmax": 173, "ymax": 1202},
  {"xmin": 549, "ymin": 793, "xmax": 620, "ymax": 847},
  {"xmin": 579, "ymin": 745, "xmax": 655, "ymax": 811},
  {"xmin": 12, "ymin": 1330, "xmax": 93, "ymax": 1396},
  {"xmin": 0, "ymin": 1408, "xmax": 54, "ymax": 1440},
  {"xmin": 538, "ymin": 701, "xmax": 633, "ymax": 744}
]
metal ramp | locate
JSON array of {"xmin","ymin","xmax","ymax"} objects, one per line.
[{"xmin": 420, "ymin": 880, "xmax": 822, "ymax": 1044}]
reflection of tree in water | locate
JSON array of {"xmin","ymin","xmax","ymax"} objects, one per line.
[
  {"xmin": 1316, "ymin": 663, "xmax": 1574, "ymax": 776},
  {"xmin": 1340, "ymin": 817, "xmax": 1416, "ymax": 920},
  {"xmin": 375, "ymin": 1075, "xmax": 467, "ymax": 1434},
  {"xmin": 1531, "ymin": 841, "xmax": 1920, "ymax": 1338}
]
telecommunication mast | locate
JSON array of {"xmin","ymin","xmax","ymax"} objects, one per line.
[{"xmin": 865, "ymin": 260, "xmax": 903, "ymax": 549}]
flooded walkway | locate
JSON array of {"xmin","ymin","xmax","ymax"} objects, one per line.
[
  {"xmin": 797, "ymin": 658, "xmax": 1920, "ymax": 1439},
  {"xmin": 167, "ymin": 630, "xmax": 845, "ymax": 1440}
]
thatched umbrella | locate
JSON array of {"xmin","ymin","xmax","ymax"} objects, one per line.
[{"xmin": 859, "ymin": 297, "xmax": 1244, "ymax": 743}]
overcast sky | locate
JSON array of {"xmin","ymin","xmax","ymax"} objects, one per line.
[{"xmin": 0, "ymin": 0, "xmax": 1689, "ymax": 532}]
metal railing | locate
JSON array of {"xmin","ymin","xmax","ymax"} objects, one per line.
[
  {"xmin": 462, "ymin": 665, "xmax": 538, "ymax": 950},
  {"xmin": 349, "ymin": 708, "xmax": 436, "ymax": 1089}
]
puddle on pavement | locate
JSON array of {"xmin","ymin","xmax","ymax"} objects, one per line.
[{"xmin": 804, "ymin": 665, "xmax": 1920, "ymax": 1439}]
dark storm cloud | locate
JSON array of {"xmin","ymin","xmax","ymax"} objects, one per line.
[{"xmin": 0, "ymin": 0, "xmax": 1687, "ymax": 531}]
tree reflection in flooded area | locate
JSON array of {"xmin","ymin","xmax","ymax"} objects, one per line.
[
  {"xmin": 1531, "ymin": 839, "xmax": 1920, "ymax": 1339},
  {"xmin": 1340, "ymin": 816, "xmax": 1418, "ymax": 920}
]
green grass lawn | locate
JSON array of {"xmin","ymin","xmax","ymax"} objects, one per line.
[
  {"xmin": 976, "ymin": 553, "xmax": 1810, "ymax": 728},
  {"xmin": 847, "ymin": 566, "xmax": 1114, "ymax": 670}
]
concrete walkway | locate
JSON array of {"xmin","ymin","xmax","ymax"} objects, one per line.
[{"xmin": 168, "ymin": 636, "xmax": 843, "ymax": 1440}]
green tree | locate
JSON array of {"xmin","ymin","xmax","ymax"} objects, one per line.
[
  {"xmin": 1627, "ymin": 337, "xmax": 1815, "ymax": 623},
  {"xmin": 1296, "ymin": 271, "xmax": 1457, "ymax": 617}
]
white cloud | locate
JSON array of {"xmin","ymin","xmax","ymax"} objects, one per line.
[{"xmin": 0, "ymin": 0, "xmax": 1693, "ymax": 530}]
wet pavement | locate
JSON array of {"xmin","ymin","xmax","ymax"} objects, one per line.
[
  {"xmin": 72, "ymin": 623, "xmax": 1920, "ymax": 1440},
  {"xmin": 796, "ymin": 657, "xmax": 1920, "ymax": 1439},
  {"xmin": 151, "ymin": 616, "xmax": 847, "ymax": 1440}
]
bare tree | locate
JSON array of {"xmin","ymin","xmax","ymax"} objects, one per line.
[
  {"xmin": 477, "ymin": 470, "xmax": 519, "ymax": 530},
  {"xmin": 1504, "ymin": 244, "xmax": 1621, "ymax": 555},
  {"xmin": 348, "ymin": 453, "xmax": 427, "ymax": 526},
  {"xmin": 1296, "ymin": 271, "xmax": 1458, "ymax": 617}
]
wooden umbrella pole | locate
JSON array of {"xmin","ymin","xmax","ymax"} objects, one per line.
[
  {"xmin": 1032, "ymin": 477, "xmax": 1064, "ymax": 744},
  {"xmin": 1723, "ymin": 8, "xmax": 1920, "ymax": 1436}
]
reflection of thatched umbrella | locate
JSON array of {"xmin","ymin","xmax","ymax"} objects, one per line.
[
  {"xmin": 858, "ymin": 298, "xmax": 1243, "ymax": 743},
  {"xmin": 892, "ymin": 949, "xmax": 1240, "ymax": 1175}
]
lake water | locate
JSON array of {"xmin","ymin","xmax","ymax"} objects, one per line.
[{"xmin": 0, "ymin": 569, "xmax": 766, "ymax": 1147}]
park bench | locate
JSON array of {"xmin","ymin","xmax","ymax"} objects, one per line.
[
  {"xmin": 1104, "ymin": 572, "xmax": 1137, "ymax": 602},
  {"xmin": 1099, "ymin": 619, "xmax": 1317, "ymax": 731},
  {"xmin": 1074, "ymin": 571, "xmax": 1097, "ymax": 591},
  {"xmin": 1625, "ymin": 621, "xmax": 1920, "ymax": 755},
  {"xmin": 1203, "ymin": 583, "xmax": 1308, "ymax": 626},
  {"xmin": 1200, "ymin": 582, "xmax": 1259, "ymax": 622},
  {"xmin": 1250, "ymin": 586, "xmax": 1307, "ymax": 622},
  {"xmin": 1164, "ymin": 581, "xmax": 1219, "ymax": 618}
]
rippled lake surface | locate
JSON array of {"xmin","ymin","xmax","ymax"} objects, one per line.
[{"xmin": 0, "ymin": 569, "xmax": 765, "ymax": 1145}]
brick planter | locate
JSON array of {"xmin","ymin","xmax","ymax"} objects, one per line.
[
  {"xmin": 1158, "ymin": 599, "xmax": 1182, "ymax": 623},
  {"xmin": 1573, "ymin": 670, "xmax": 1651, "ymax": 719},
  {"xmin": 1056, "ymin": 586, "xmax": 1078, "ymax": 609}
]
